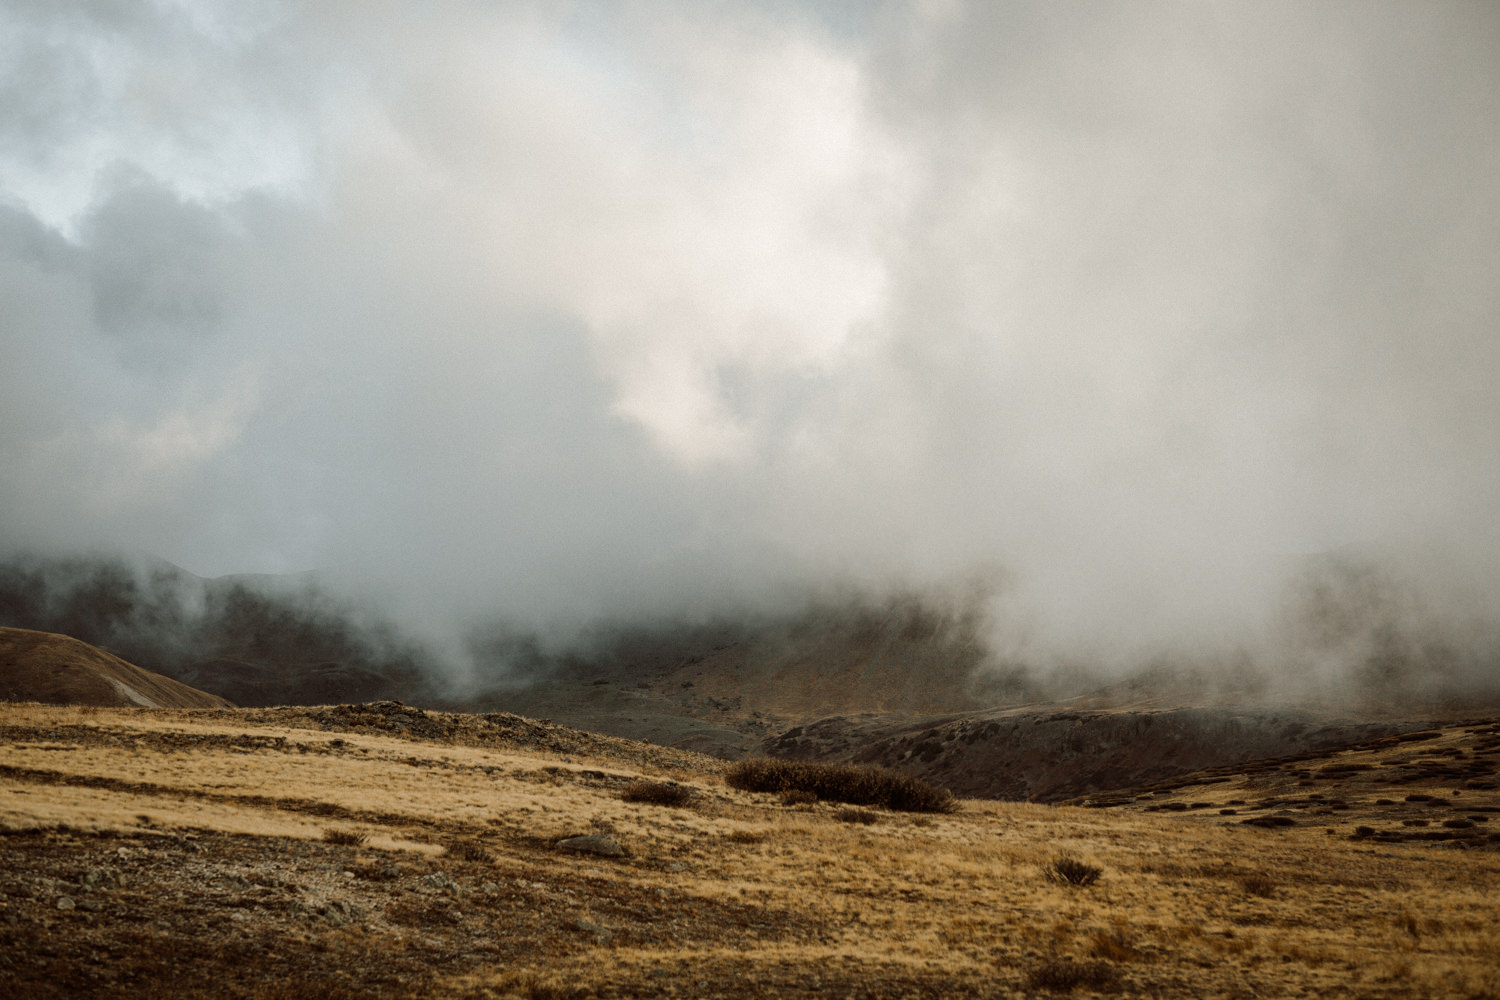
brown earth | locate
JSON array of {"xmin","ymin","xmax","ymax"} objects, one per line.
[
  {"xmin": 1, "ymin": 701, "xmax": 1498, "ymax": 999},
  {"xmin": 0, "ymin": 628, "xmax": 232, "ymax": 709}
]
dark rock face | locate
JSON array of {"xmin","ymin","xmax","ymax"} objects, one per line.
[{"xmin": 766, "ymin": 708, "xmax": 1411, "ymax": 802}]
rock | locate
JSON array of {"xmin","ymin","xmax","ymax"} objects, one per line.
[
  {"xmin": 55, "ymin": 896, "xmax": 76, "ymax": 910},
  {"xmin": 324, "ymin": 899, "xmax": 366, "ymax": 927},
  {"xmin": 555, "ymin": 834, "xmax": 625, "ymax": 857},
  {"xmin": 572, "ymin": 917, "xmax": 613, "ymax": 942},
  {"xmin": 421, "ymin": 871, "xmax": 459, "ymax": 892},
  {"xmin": 84, "ymin": 868, "xmax": 123, "ymax": 891}
]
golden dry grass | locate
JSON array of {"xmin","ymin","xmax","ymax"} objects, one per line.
[{"xmin": 1, "ymin": 701, "xmax": 1497, "ymax": 998}]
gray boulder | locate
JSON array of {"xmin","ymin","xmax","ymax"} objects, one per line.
[{"xmin": 555, "ymin": 834, "xmax": 625, "ymax": 857}]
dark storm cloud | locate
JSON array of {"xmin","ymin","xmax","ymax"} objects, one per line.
[{"xmin": 2, "ymin": 1, "xmax": 1498, "ymax": 688}]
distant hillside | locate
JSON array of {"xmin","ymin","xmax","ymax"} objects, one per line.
[
  {"xmin": 0, "ymin": 553, "xmax": 439, "ymax": 708},
  {"xmin": 0, "ymin": 627, "xmax": 232, "ymax": 709},
  {"xmin": 763, "ymin": 704, "xmax": 1416, "ymax": 802}
]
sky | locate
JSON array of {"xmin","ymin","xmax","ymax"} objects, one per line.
[{"xmin": 3, "ymin": 0, "xmax": 1499, "ymax": 675}]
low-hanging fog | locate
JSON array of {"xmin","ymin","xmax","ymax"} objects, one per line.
[{"xmin": 3, "ymin": 1, "xmax": 1498, "ymax": 696}]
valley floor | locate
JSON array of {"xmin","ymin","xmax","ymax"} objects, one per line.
[{"xmin": 1, "ymin": 701, "xmax": 1497, "ymax": 998}]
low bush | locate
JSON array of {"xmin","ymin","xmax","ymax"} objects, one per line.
[
  {"xmin": 833, "ymin": 807, "xmax": 878, "ymax": 825},
  {"xmin": 780, "ymin": 789, "xmax": 818, "ymax": 806},
  {"xmin": 1043, "ymin": 856, "xmax": 1102, "ymax": 887},
  {"xmin": 724, "ymin": 829, "xmax": 764, "ymax": 844},
  {"xmin": 323, "ymin": 828, "xmax": 368, "ymax": 847},
  {"xmin": 487, "ymin": 972, "xmax": 588, "ymax": 999},
  {"xmin": 444, "ymin": 840, "xmax": 491, "ymax": 862},
  {"xmin": 725, "ymin": 758, "xmax": 956, "ymax": 813},
  {"xmin": 1089, "ymin": 928, "xmax": 1139, "ymax": 962},
  {"xmin": 1240, "ymin": 875, "xmax": 1276, "ymax": 898},
  {"xmin": 621, "ymin": 780, "xmax": 694, "ymax": 807},
  {"xmin": 1027, "ymin": 958, "xmax": 1120, "ymax": 992}
]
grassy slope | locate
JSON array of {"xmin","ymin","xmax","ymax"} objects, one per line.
[
  {"xmin": 0, "ymin": 628, "xmax": 233, "ymax": 709},
  {"xmin": 0, "ymin": 701, "xmax": 1497, "ymax": 999}
]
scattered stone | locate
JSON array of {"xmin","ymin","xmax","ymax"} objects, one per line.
[
  {"xmin": 323, "ymin": 899, "xmax": 366, "ymax": 927},
  {"xmin": 556, "ymin": 834, "xmax": 625, "ymax": 857},
  {"xmin": 572, "ymin": 917, "xmax": 613, "ymax": 942},
  {"xmin": 55, "ymin": 896, "xmax": 76, "ymax": 910},
  {"xmin": 421, "ymin": 871, "xmax": 459, "ymax": 892},
  {"xmin": 83, "ymin": 868, "xmax": 123, "ymax": 891}
]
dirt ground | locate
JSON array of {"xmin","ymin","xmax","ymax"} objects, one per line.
[{"xmin": 3, "ymin": 702, "xmax": 1499, "ymax": 998}]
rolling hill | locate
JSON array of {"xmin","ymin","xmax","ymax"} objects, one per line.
[
  {"xmin": 0, "ymin": 700, "xmax": 1496, "ymax": 998},
  {"xmin": 0, "ymin": 627, "xmax": 231, "ymax": 709}
]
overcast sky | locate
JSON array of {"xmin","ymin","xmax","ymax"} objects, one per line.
[{"xmin": 3, "ymin": 1, "xmax": 1499, "ymax": 666}]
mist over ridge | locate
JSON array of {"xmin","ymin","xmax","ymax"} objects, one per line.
[{"xmin": 2, "ymin": 1, "xmax": 1499, "ymax": 699}]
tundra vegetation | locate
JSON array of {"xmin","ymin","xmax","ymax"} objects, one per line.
[{"xmin": 0, "ymin": 701, "xmax": 1497, "ymax": 998}]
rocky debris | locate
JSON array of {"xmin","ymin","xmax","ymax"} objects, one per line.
[
  {"xmin": 571, "ymin": 917, "xmax": 614, "ymax": 942},
  {"xmin": 555, "ymin": 834, "xmax": 625, "ymax": 857},
  {"xmin": 82, "ymin": 868, "xmax": 123, "ymax": 891},
  {"xmin": 420, "ymin": 872, "xmax": 459, "ymax": 893},
  {"xmin": 319, "ymin": 898, "xmax": 366, "ymax": 927}
]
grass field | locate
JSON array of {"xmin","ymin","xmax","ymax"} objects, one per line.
[{"xmin": 2, "ymin": 701, "xmax": 1497, "ymax": 998}]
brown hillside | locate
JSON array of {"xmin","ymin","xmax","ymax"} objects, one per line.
[
  {"xmin": 1, "ymin": 701, "xmax": 1497, "ymax": 998},
  {"xmin": 0, "ymin": 627, "xmax": 232, "ymax": 709}
]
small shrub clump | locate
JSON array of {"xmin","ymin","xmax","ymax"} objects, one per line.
[
  {"xmin": 323, "ymin": 828, "xmax": 368, "ymax": 847},
  {"xmin": 1027, "ymin": 958, "xmax": 1120, "ymax": 992},
  {"xmin": 1089, "ymin": 928, "xmax": 1139, "ymax": 963},
  {"xmin": 780, "ymin": 789, "xmax": 818, "ymax": 806},
  {"xmin": 725, "ymin": 758, "xmax": 956, "ymax": 813},
  {"xmin": 1240, "ymin": 875, "xmax": 1276, "ymax": 898},
  {"xmin": 444, "ymin": 840, "xmax": 492, "ymax": 862},
  {"xmin": 621, "ymin": 780, "xmax": 694, "ymax": 808},
  {"xmin": 833, "ymin": 807, "xmax": 878, "ymax": 825},
  {"xmin": 1043, "ymin": 856, "xmax": 1102, "ymax": 887}
]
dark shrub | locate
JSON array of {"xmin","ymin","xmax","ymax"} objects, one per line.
[
  {"xmin": 1027, "ymin": 958, "xmax": 1119, "ymax": 992},
  {"xmin": 725, "ymin": 758, "xmax": 956, "ymax": 813},
  {"xmin": 1089, "ymin": 929, "xmax": 1138, "ymax": 962},
  {"xmin": 780, "ymin": 788, "xmax": 818, "ymax": 806},
  {"xmin": 1240, "ymin": 875, "xmax": 1276, "ymax": 898},
  {"xmin": 834, "ymin": 807, "xmax": 878, "ymax": 825},
  {"xmin": 621, "ymin": 780, "xmax": 694, "ymax": 807},
  {"xmin": 1044, "ymin": 856, "xmax": 1102, "ymax": 887},
  {"xmin": 444, "ymin": 840, "xmax": 491, "ymax": 862},
  {"xmin": 323, "ymin": 828, "xmax": 368, "ymax": 847}
]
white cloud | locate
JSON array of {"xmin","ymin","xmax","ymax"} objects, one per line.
[{"xmin": 2, "ymin": 0, "xmax": 1499, "ymax": 669}]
